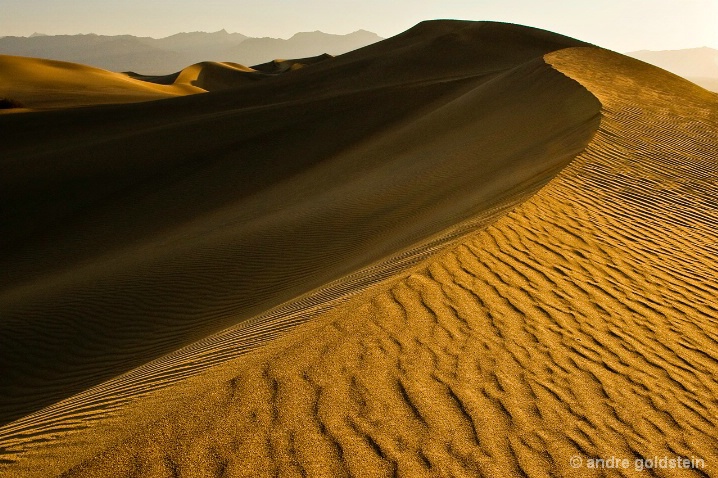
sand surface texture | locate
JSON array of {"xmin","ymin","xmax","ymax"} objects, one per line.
[
  {"xmin": 0, "ymin": 55, "xmax": 204, "ymax": 109},
  {"xmin": 0, "ymin": 54, "xmax": 332, "ymax": 109},
  {"xmin": 1, "ymin": 21, "xmax": 717, "ymax": 478}
]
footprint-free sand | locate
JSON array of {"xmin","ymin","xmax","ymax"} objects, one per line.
[{"xmin": 1, "ymin": 20, "xmax": 716, "ymax": 478}]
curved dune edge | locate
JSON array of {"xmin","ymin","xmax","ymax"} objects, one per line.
[
  {"xmin": 0, "ymin": 24, "xmax": 598, "ymax": 474},
  {"xmin": 0, "ymin": 24, "xmax": 597, "ymax": 430},
  {"xmin": 0, "ymin": 51, "xmax": 601, "ymax": 475},
  {"xmin": 172, "ymin": 61, "xmax": 262, "ymax": 91},
  {"xmin": 166, "ymin": 55, "xmax": 333, "ymax": 91},
  {"xmin": 0, "ymin": 53, "xmax": 336, "ymax": 110},
  {"xmin": 0, "ymin": 55, "xmax": 205, "ymax": 109},
  {"xmin": 2, "ymin": 39, "xmax": 718, "ymax": 477},
  {"xmin": 28, "ymin": 45, "xmax": 718, "ymax": 478}
]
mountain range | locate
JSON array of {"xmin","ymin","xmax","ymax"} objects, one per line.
[
  {"xmin": 0, "ymin": 29, "xmax": 383, "ymax": 74},
  {"xmin": 627, "ymin": 46, "xmax": 718, "ymax": 92},
  {"xmin": 2, "ymin": 30, "xmax": 716, "ymax": 94}
]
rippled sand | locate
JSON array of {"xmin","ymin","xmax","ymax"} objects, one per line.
[{"xmin": 1, "ymin": 20, "xmax": 716, "ymax": 478}]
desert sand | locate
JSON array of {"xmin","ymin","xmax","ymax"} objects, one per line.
[
  {"xmin": 0, "ymin": 20, "xmax": 716, "ymax": 478},
  {"xmin": 0, "ymin": 55, "xmax": 203, "ymax": 109},
  {"xmin": 0, "ymin": 53, "xmax": 336, "ymax": 110}
]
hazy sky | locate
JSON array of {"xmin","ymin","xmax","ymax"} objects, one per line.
[{"xmin": 1, "ymin": 0, "xmax": 717, "ymax": 52}]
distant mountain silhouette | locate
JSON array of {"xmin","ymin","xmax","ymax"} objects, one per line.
[
  {"xmin": 231, "ymin": 30, "xmax": 384, "ymax": 66},
  {"xmin": 0, "ymin": 29, "xmax": 383, "ymax": 74},
  {"xmin": 627, "ymin": 47, "xmax": 718, "ymax": 92}
]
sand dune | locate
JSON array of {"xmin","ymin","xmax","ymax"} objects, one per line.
[
  {"xmin": 0, "ymin": 55, "xmax": 204, "ymax": 109},
  {"xmin": 153, "ymin": 55, "xmax": 334, "ymax": 91},
  {"xmin": 0, "ymin": 30, "xmax": 382, "ymax": 75},
  {"xmin": 0, "ymin": 53, "xmax": 337, "ymax": 109},
  {"xmin": 1, "ymin": 20, "xmax": 717, "ymax": 478},
  {"xmin": 0, "ymin": 20, "xmax": 597, "ymax": 429},
  {"xmin": 250, "ymin": 54, "xmax": 334, "ymax": 73},
  {"xmin": 169, "ymin": 61, "xmax": 261, "ymax": 91}
]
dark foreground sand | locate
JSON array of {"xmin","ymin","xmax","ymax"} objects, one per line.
[{"xmin": 1, "ymin": 20, "xmax": 717, "ymax": 478}]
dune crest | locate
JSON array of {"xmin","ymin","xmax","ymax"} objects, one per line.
[
  {"xmin": 171, "ymin": 61, "xmax": 261, "ymax": 90},
  {"xmin": 1, "ymin": 21, "xmax": 717, "ymax": 478},
  {"xmin": 0, "ymin": 52, "xmax": 338, "ymax": 109},
  {"xmin": 0, "ymin": 55, "xmax": 204, "ymax": 109},
  {"xmin": 162, "ymin": 54, "xmax": 334, "ymax": 91}
]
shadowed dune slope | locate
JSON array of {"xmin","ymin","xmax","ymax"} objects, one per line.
[
  {"xmin": 0, "ymin": 55, "xmax": 204, "ymax": 109},
  {"xmin": 171, "ymin": 61, "xmax": 263, "ymax": 91},
  {"xmin": 0, "ymin": 54, "xmax": 311, "ymax": 109},
  {"xmin": 0, "ymin": 54, "xmax": 324, "ymax": 109},
  {"xmin": 250, "ymin": 53, "xmax": 334, "ymax": 73},
  {"xmin": 5, "ymin": 21, "xmax": 717, "ymax": 478},
  {"xmin": 0, "ymin": 21, "xmax": 599, "ymax": 431},
  {"xmin": 158, "ymin": 55, "xmax": 334, "ymax": 91},
  {"xmin": 11, "ymin": 45, "xmax": 715, "ymax": 478}
]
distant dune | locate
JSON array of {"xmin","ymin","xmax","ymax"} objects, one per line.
[
  {"xmin": 627, "ymin": 47, "xmax": 718, "ymax": 92},
  {"xmin": 0, "ymin": 55, "xmax": 203, "ymax": 109},
  {"xmin": 1, "ymin": 20, "xmax": 717, "ymax": 478},
  {"xmin": 0, "ymin": 29, "xmax": 382, "ymax": 74},
  {"xmin": 0, "ymin": 53, "xmax": 335, "ymax": 109}
]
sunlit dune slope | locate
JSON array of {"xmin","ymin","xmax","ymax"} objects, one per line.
[
  {"xmin": 0, "ymin": 54, "xmax": 313, "ymax": 109},
  {"xmin": 0, "ymin": 55, "xmax": 204, "ymax": 109},
  {"xmin": 171, "ymin": 61, "xmax": 262, "ymax": 90},
  {"xmin": 2, "ymin": 20, "xmax": 717, "ymax": 478},
  {"xmin": 163, "ymin": 55, "xmax": 334, "ymax": 91},
  {"xmin": 0, "ymin": 21, "xmax": 596, "ymax": 429},
  {"xmin": 53, "ymin": 47, "xmax": 718, "ymax": 478},
  {"xmin": 0, "ymin": 54, "xmax": 327, "ymax": 109}
]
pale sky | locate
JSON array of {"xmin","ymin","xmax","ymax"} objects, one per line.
[{"xmin": 1, "ymin": 0, "xmax": 717, "ymax": 52}]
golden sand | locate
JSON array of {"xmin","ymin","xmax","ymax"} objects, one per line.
[
  {"xmin": 0, "ymin": 55, "xmax": 203, "ymax": 109},
  {"xmin": 1, "ymin": 21, "xmax": 716, "ymax": 478},
  {"xmin": 0, "ymin": 53, "xmax": 336, "ymax": 110}
]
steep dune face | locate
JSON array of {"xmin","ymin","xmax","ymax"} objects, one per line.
[
  {"xmin": 0, "ymin": 52, "xmax": 335, "ymax": 111},
  {"xmin": 0, "ymin": 55, "xmax": 204, "ymax": 109},
  {"xmin": 0, "ymin": 22, "xmax": 598, "ymax": 431},
  {"xmin": 171, "ymin": 61, "xmax": 262, "ymax": 90},
  {"xmin": 250, "ymin": 54, "xmax": 334, "ymax": 73},
  {"xmin": 2, "ymin": 21, "xmax": 717, "ymax": 478},
  {"xmin": 168, "ymin": 55, "xmax": 334, "ymax": 91},
  {"xmin": 38, "ymin": 46, "xmax": 717, "ymax": 478}
]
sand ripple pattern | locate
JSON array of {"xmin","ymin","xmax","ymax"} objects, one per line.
[
  {"xmin": 1, "ymin": 23, "xmax": 598, "ymax": 429},
  {"xmin": 2, "ymin": 43, "xmax": 718, "ymax": 477}
]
